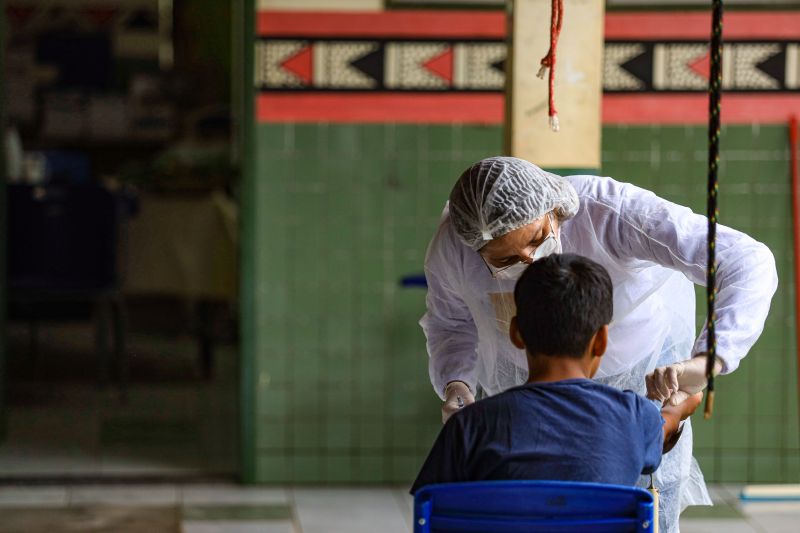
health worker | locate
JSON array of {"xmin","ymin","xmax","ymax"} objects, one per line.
[{"xmin": 421, "ymin": 156, "xmax": 778, "ymax": 533}]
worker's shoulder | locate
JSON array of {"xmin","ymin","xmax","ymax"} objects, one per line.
[
  {"xmin": 565, "ymin": 174, "xmax": 629, "ymax": 199},
  {"xmin": 425, "ymin": 205, "xmax": 467, "ymax": 256},
  {"xmin": 565, "ymin": 175, "xmax": 658, "ymax": 220},
  {"xmin": 429, "ymin": 203, "xmax": 455, "ymax": 238}
]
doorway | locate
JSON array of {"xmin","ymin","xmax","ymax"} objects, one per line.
[{"xmin": 1, "ymin": 0, "xmax": 240, "ymax": 482}]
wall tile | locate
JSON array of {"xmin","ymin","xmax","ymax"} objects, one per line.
[
  {"xmin": 291, "ymin": 453, "xmax": 323, "ymax": 482},
  {"xmin": 352, "ymin": 454, "xmax": 387, "ymax": 483},
  {"xmin": 718, "ymin": 452, "xmax": 750, "ymax": 482},
  {"xmin": 751, "ymin": 452, "xmax": 783, "ymax": 482},
  {"xmin": 324, "ymin": 455, "xmax": 355, "ymax": 482}
]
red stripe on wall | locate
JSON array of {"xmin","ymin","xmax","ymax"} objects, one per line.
[
  {"xmin": 257, "ymin": 11, "xmax": 506, "ymax": 38},
  {"xmin": 257, "ymin": 10, "xmax": 800, "ymax": 40},
  {"xmin": 604, "ymin": 12, "xmax": 800, "ymax": 40},
  {"xmin": 603, "ymin": 94, "xmax": 800, "ymax": 125},
  {"xmin": 257, "ymin": 93, "xmax": 504, "ymax": 124},
  {"xmin": 258, "ymin": 93, "xmax": 800, "ymax": 125}
]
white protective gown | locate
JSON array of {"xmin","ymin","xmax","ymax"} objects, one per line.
[{"xmin": 421, "ymin": 174, "xmax": 778, "ymax": 533}]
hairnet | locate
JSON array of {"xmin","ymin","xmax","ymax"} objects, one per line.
[{"xmin": 448, "ymin": 156, "xmax": 580, "ymax": 251}]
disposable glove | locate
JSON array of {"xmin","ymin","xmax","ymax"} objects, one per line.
[
  {"xmin": 442, "ymin": 381, "xmax": 475, "ymax": 423},
  {"xmin": 646, "ymin": 354, "xmax": 722, "ymax": 406}
]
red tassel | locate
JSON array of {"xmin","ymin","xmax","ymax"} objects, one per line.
[{"xmin": 537, "ymin": 0, "xmax": 563, "ymax": 132}]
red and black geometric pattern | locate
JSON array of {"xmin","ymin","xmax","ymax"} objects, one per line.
[
  {"xmin": 604, "ymin": 41, "xmax": 799, "ymax": 92},
  {"xmin": 257, "ymin": 38, "xmax": 799, "ymax": 93},
  {"xmin": 255, "ymin": 10, "xmax": 800, "ymax": 124},
  {"xmin": 255, "ymin": 39, "xmax": 505, "ymax": 92}
]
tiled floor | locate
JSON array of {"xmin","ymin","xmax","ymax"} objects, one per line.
[
  {"xmin": 0, "ymin": 323, "xmax": 238, "ymax": 479},
  {"xmin": 681, "ymin": 484, "xmax": 799, "ymax": 533},
  {"xmin": 0, "ymin": 482, "xmax": 798, "ymax": 533}
]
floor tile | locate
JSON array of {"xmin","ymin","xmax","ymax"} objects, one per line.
[
  {"xmin": 0, "ymin": 505, "xmax": 179, "ymax": 533},
  {"xmin": 678, "ymin": 518, "xmax": 760, "ymax": 533},
  {"xmin": 2, "ymin": 328, "xmax": 237, "ymax": 480},
  {"xmin": 392, "ymin": 486, "xmax": 414, "ymax": 531},
  {"xmin": 100, "ymin": 418, "xmax": 200, "ymax": 446},
  {"xmin": 741, "ymin": 501, "xmax": 800, "ymax": 533},
  {"xmin": 747, "ymin": 512, "xmax": 800, "ymax": 533},
  {"xmin": 181, "ymin": 521, "xmax": 294, "ymax": 533},
  {"xmin": 681, "ymin": 501, "xmax": 744, "ymax": 519},
  {"xmin": 0, "ymin": 446, "xmax": 102, "ymax": 477},
  {"xmin": 69, "ymin": 484, "xmax": 179, "ymax": 505},
  {"xmin": 99, "ymin": 446, "xmax": 205, "ymax": 475},
  {"xmin": 181, "ymin": 484, "xmax": 288, "ymax": 505},
  {"xmin": 183, "ymin": 504, "xmax": 293, "ymax": 520},
  {"xmin": 292, "ymin": 488, "xmax": 409, "ymax": 533},
  {"xmin": 6, "ymin": 407, "xmax": 98, "ymax": 445},
  {"xmin": 0, "ymin": 486, "xmax": 68, "ymax": 507}
]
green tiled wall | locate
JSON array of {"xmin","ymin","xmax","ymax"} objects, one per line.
[
  {"xmin": 250, "ymin": 123, "xmax": 799, "ymax": 483},
  {"xmin": 603, "ymin": 125, "xmax": 800, "ymax": 483},
  {"xmin": 252, "ymin": 124, "xmax": 502, "ymax": 482}
]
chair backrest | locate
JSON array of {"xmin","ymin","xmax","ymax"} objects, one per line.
[
  {"xmin": 7, "ymin": 183, "xmax": 119, "ymax": 291},
  {"xmin": 414, "ymin": 480, "xmax": 654, "ymax": 533}
]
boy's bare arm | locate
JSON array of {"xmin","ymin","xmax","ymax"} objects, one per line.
[{"xmin": 661, "ymin": 392, "xmax": 703, "ymax": 453}]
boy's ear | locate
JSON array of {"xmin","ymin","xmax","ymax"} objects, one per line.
[
  {"xmin": 509, "ymin": 316, "xmax": 526, "ymax": 349},
  {"xmin": 592, "ymin": 325, "xmax": 609, "ymax": 357}
]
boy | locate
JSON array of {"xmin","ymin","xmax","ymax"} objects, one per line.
[{"xmin": 411, "ymin": 253, "xmax": 701, "ymax": 493}]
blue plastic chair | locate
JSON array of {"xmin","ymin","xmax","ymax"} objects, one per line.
[{"xmin": 413, "ymin": 480, "xmax": 655, "ymax": 532}]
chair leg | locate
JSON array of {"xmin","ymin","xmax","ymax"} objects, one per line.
[
  {"xmin": 197, "ymin": 301, "xmax": 215, "ymax": 380},
  {"xmin": 28, "ymin": 318, "xmax": 39, "ymax": 369},
  {"xmin": 112, "ymin": 295, "xmax": 129, "ymax": 401},
  {"xmin": 94, "ymin": 299, "xmax": 112, "ymax": 386}
]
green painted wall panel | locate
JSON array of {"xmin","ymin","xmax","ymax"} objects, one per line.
[
  {"xmin": 602, "ymin": 125, "xmax": 799, "ymax": 484},
  {"xmin": 250, "ymin": 124, "xmax": 502, "ymax": 483},
  {"xmin": 248, "ymin": 121, "xmax": 798, "ymax": 484}
]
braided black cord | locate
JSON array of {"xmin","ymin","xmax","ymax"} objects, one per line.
[{"xmin": 705, "ymin": 0, "xmax": 723, "ymax": 417}]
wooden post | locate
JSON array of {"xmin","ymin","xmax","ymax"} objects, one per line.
[{"xmin": 505, "ymin": 0, "xmax": 604, "ymax": 172}]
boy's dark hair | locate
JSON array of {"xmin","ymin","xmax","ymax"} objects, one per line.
[{"xmin": 513, "ymin": 253, "xmax": 613, "ymax": 358}]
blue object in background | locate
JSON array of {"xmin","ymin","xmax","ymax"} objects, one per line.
[
  {"xmin": 413, "ymin": 480, "xmax": 655, "ymax": 532},
  {"xmin": 40, "ymin": 151, "xmax": 91, "ymax": 184},
  {"xmin": 400, "ymin": 274, "xmax": 427, "ymax": 288}
]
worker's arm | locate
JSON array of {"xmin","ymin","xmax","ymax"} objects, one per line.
[
  {"xmin": 572, "ymin": 174, "xmax": 778, "ymax": 377},
  {"xmin": 660, "ymin": 392, "xmax": 703, "ymax": 453},
  {"xmin": 421, "ymin": 215, "xmax": 480, "ymax": 403}
]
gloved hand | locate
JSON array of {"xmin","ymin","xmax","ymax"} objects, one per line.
[
  {"xmin": 442, "ymin": 381, "xmax": 475, "ymax": 423},
  {"xmin": 646, "ymin": 354, "xmax": 722, "ymax": 406}
]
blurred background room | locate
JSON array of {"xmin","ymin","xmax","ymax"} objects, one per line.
[{"xmin": 1, "ymin": 0, "xmax": 238, "ymax": 480}]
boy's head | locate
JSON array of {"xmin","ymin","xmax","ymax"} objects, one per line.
[{"xmin": 511, "ymin": 253, "xmax": 613, "ymax": 376}]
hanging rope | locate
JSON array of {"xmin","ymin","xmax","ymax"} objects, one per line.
[
  {"xmin": 537, "ymin": 0, "xmax": 563, "ymax": 132},
  {"xmin": 705, "ymin": 0, "xmax": 724, "ymax": 420}
]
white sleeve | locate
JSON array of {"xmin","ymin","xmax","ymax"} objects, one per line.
[
  {"xmin": 581, "ymin": 176, "xmax": 778, "ymax": 374},
  {"xmin": 420, "ymin": 218, "xmax": 480, "ymax": 399}
]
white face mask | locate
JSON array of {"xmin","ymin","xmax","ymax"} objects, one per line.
[
  {"xmin": 492, "ymin": 260, "xmax": 529, "ymax": 280},
  {"xmin": 532, "ymin": 231, "xmax": 562, "ymax": 261},
  {"xmin": 488, "ymin": 216, "xmax": 562, "ymax": 281}
]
